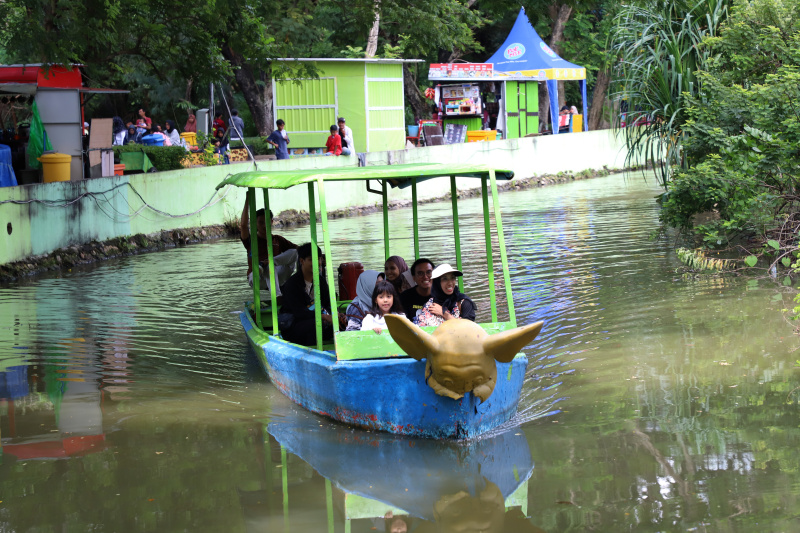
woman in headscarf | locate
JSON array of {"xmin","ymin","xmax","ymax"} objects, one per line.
[
  {"xmin": 416, "ymin": 264, "xmax": 475, "ymax": 327},
  {"xmin": 126, "ymin": 124, "xmax": 140, "ymax": 144},
  {"xmin": 112, "ymin": 116, "xmax": 127, "ymax": 146},
  {"xmin": 384, "ymin": 255, "xmax": 413, "ymax": 294},
  {"xmin": 345, "ymin": 270, "xmax": 384, "ymax": 331},
  {"xmin": 184, "ymin": 112, "xmax": 197, "ymax": 133},
  {"xmin": 165, "ymin": 120, "xmax": 181, "ymax": 146}
]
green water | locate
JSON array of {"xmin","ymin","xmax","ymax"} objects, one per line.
[{"xmin": 1, "ymin": 172, "xmax": 799, "ymax": 532}]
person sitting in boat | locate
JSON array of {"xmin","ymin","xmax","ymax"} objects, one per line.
[
  {"xmin": 384, "ymin": 255, "xmax": 414, "ymax": 294},
  {"xmin": 361, "ymin": 280, "xmax": 406, "ymax": 334},
  {"xmin": 399, "ymin": 258, "xmax": 435, "ymax": 323},
  {"xmin": 345, "ymin": 270, "xmax": 383, "ymax": 331},
  {"xmin": 279, "ymin": 243, "xmax": 345, "ymax": 346},
  {"xmin": 241, "ymin": 198, "xmax": 298, "ymax": 296},
  {"xmin": 416, "ymin": 264, "xmax": 476, "ymax": 327}
]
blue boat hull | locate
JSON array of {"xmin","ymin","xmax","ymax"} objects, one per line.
[{"xmin": 241, "ymin": 311, "xmax": 528, "ymax": 439}]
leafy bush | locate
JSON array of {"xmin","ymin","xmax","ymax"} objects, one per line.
[
  {"xmin": 657, "ymin": 0, "xmax": 800, "ymax": 250},
  {"xmin": 230, "ymin": 137, "xmax": 273, "ymax": 156},
  {"xmin": 113, "ymin": 144, "xmax": 188, "ymax": 171}
]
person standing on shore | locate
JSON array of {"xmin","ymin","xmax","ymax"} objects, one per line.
[
  {"xmin": 267, "ymin": 119, "xmax": 290, "ymax": 160},
  {"xmin": 229, "ymin": 109, "xmax": 245, "ymax": 142}
]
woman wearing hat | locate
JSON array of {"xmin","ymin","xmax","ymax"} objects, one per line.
[{"xmin": 415, "ymin": 264, "xmax": 476, "ymax": 327}]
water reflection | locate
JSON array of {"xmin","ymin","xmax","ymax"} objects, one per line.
[{"xmin": 264, "ymin": 407, "xmax": 539, "ymax": 532}]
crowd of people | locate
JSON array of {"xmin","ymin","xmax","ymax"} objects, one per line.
[
  {"xmin": 110, "ymin": 108, "xmax": 248, "ymax": 163},
  {"xmin": 109, "ymin": 108, "xmax": 354, "ymax": 163},
  {"xmin": 240, "ymin": 198, "xmax": 475, "ymax": 346},
  {"xmin": 111, "ymin": 108, "xmax": 194, "ymax": 148}
]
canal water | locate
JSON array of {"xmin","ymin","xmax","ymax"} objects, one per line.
[{"xmin": 1, "ymin": 172, "xmax": 799, "ymax": 532}]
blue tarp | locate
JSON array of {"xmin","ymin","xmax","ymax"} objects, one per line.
[
  {"xmin": 486, "ymin": 8, "xmax": 584, "ymax": 75},
  {"xmin": 0, "ymin": 144, "xmax": 18, "ymax": 187}
]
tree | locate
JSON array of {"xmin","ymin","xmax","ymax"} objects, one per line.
[
  {"xmin": 609, "ymin": 0, "xmax": 730, "ymax": 188},
  {"xmin": 658, "ymin": 0, "xmax": 800, "ymax": 252}
]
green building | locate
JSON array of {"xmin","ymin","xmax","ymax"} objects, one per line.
[{"xmin": 273, "ymin": 59, "xmax": 420, "ymax": 154}]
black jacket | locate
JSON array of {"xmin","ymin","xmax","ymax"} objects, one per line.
[{"xmin": 280, "ymin": 271, "xmax": 332, "ymax": 321}]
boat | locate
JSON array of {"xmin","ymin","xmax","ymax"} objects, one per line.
[{"xmin": 219, "ymin": 162, "xmax": 543, "ymax": 439}]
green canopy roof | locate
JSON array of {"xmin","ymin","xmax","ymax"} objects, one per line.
[{"xmin": 215, "ymin": 163, "xmax": 514, "ymax": 190}]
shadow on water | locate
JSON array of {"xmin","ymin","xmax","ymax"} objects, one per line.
[{"xmin": 2, "ymin": 172, "xmax": 800, "ymax": 531}]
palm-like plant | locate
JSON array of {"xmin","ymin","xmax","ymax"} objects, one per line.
[{"xmin": 610, "ymin": 0, "xmax": 729, "ymax": 189}]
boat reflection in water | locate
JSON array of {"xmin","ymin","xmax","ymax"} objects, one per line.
[{"xmin": 266, "ymin": 415, "xmax": 543, "ymax": 533}]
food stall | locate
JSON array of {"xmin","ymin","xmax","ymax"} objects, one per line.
[{"xmin": 428, "ymin": 7, "xmax": 589, "ymax": 140}]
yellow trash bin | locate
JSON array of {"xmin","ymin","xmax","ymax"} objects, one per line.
[
  {"xmin": 180, "ymin": 132, "xmax": 197, "ymax": 146},
  {"xmin": 38, "ymin": 153, "xmax": 72, "ymax": 183}
]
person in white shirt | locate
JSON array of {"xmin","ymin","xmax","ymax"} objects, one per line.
[
  {"xmin": 337, "ymin": 117, "xmax": 355, "ymax": 156},
  {"xmin": 361, "ymin": 280, "xmax": 406, "ymax": 334}
]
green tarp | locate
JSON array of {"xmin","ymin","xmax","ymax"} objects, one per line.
[
  {"xmin": 119, "ymin": 151, "xmax": 155, "ymax": 174},
  {"xmin": 26, "ymin": 102, "xmax": 53, "ymax": 170}
]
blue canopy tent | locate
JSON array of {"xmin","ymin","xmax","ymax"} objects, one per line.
[{"xmin": 484, "ymin": 7, "xmax": 588, "ymax": 134}]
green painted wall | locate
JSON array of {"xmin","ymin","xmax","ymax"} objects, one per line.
[
  {"xmin": 1, "ymin": 129, "xmax": 634, "ymax": 266},
  {"xmin": 274, "ymin": 76, "xmax": 337, "ymax": 151}
]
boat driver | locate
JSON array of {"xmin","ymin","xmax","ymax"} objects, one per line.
[
  {"xmin": 399, "ymin": 258, "xmax": 435, "ymax": 323},
  {"xmin": 241, "ymin": 198, "xmax": 298, "ymax": 297}
]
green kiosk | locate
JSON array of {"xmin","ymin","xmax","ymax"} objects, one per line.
[{"xmin": 272, "ymin": 58, "xmax": 422, "ymax": 155}]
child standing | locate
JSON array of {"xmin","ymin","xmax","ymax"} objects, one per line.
[
  {"xmin": 324, "ymin": 124, "xmax": 342, "ymax": 156},
  {"xmin": 361, "ymin": 281, "xmax": 405, "ymax": 334}
]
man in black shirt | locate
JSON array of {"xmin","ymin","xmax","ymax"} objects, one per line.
[
  {"xmin": 399, "ymin": 258, "xmax": 435, "ymax": 322},
  {"xmin": 279, "ymin": 243, "xmax": 345, "ymax": 346}
]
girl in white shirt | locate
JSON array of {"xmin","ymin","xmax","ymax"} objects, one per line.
[{"xmin": 361, "ymin": 281, "xmax": 406, "ymax": 334}]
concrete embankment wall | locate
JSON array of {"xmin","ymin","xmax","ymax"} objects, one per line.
[{"xmin": 1, "ymin": 129, "xmax": 630, "ymax": 265}]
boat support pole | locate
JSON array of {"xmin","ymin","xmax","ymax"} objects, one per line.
[
  {"xmin": 490, "ymin": 170, "xmax": 517, "ymax": 326},
  {"xmin": 317, "ymin": 177, "xmax": 339, "ymax": 341},
  {"xmin": 382, "ymin": 179, "xmax": 390, "ymax": 259},
  {"xmin": 450, "ymin": 175, "xmax": 462, "ymax": 276},
  {"xmin": 248, "ymin": 188, "xmax": 262, "ymax": 329},
  {"xmin": 481, "ymin": 177, "xmax": 498, "ymax": 323},
  {"xmin": 412, "ymin": 178, "xmax": 419, "ymax": 258},
  {"xmin": 263, "ymin": 189, "xmax": 279, "ymax": 334},
  {"xmin": 308, "ymin": 182, "xmax": 323, "ymax": 350}
]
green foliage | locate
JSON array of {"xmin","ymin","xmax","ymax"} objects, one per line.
[
  {"xmin": 610, "ymin": 0, "xmax": 730, "ymax": 189},
  {"xmin": 112, "ymin": 145, "xmax": 188, "ymax": 172},
  {"xmin": 340, "ymin": 45, "xmax": 366, "ymax": 58},
  {"xmin": 194, "ymin": 131, "xmax": 218, "ymax": 167},
  {"xmin": 656, "ymin": 0, "xmax": 800, "ymax": 253},
  {"xmin": 230, "ymin": 137, "xmax": 273, "ymax": 156},
  {"xmin": 676, "ymin": 247, "xmax": 732, "ymax": 271}
]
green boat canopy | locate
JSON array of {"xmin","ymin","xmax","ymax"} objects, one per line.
[{"xmin": 215, "ymin": 163, "xmax": 514, "ymax": 190}]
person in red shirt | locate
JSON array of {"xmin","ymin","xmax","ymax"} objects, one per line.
[
  {"xmin": 212, "ymin": 111, "xmax": 226, "ymax": 136},
  {"xmin": 136, "ymin": 108, "xmax": 152, "ymax": 134},
  {"xmin": 324, "ymin": 125, "xmax": 342, "ymax": 156}
]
